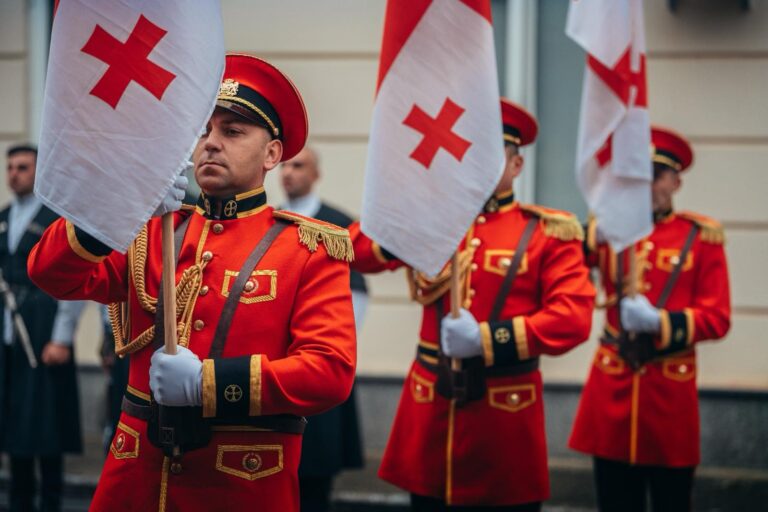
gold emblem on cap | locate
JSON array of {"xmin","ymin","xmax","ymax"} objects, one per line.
[{"xmin": 218, "ymin": 78, "xmax": 239, "ymax": 97}]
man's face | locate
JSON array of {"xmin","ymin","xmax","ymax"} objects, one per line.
[
  {"xmin": 280, "ymin": 147, "xmax": 319, "ymax": 200},
  {"xmin": 6, "ymin": 151, "xmax": 36, "ymax": 197},
  {"xmin": 494, "ymin": 144, "xmax": 524, "ymax": 195},
  {"xmin": 651, "ymin": 166, "xmax": 681, "ymax": 212},
  {"xmin": 192, "ymin": 108, "xmax": 283, "ymax": 197}
]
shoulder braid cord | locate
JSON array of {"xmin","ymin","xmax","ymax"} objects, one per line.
[{"xmin": 109, "ymin": 221, "xmax": 206, "ymax": 356}]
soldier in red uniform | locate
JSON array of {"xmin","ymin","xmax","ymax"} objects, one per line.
[
  {"xmin": 351, "ymin": 99, "xmax": 595, "ymax": 511},
  {"xmin": 27, "ymin": 54, "xmax": 356, "ymax": 512},
  {"xmin": 569, "ymin": 126, "xmax": 731, "ymax": 512}
]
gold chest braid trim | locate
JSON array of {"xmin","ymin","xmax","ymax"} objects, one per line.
[
  {"xmin": 519, "ymin": 204, "xmax": 584, "ymax": 242},
  {"xmin": 272, "ymin": 211, "xmax": 354, "ymax": 262},
  {"xmin": 407, "ymin": 249, "xmax": 473, "ymax": 306},
  {"xmin": 108, "ymin": 225, "xmax": 209, "ymax": 356}
]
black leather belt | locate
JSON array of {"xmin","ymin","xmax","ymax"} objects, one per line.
[
  {"xmin": 121, "ymin": 390, "xmax": 306, "ymax": 435},
  {"xmin": 416, "ymin": 344, "xmax": 540, "ymax": 378}
]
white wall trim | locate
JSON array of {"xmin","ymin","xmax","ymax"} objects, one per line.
[
  {"xmin": 27, "ymin": 0, "xmax": 51, "ymax": 143},
  {"xmin": 504, "ymin": 0, "xmax": 538, "ymax": 204}
]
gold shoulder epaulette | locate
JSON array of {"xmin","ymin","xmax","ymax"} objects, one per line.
[
  {"xmin": 519, "ymin": 203, "xmax": 584, "ymax": 242},
  {"xmin": 273, "ymin": 210, "xmax": 354, "ymax": 262},
  {"xmin": 678, "ymin": 211, "xmax": 725, "ymax": 245}
]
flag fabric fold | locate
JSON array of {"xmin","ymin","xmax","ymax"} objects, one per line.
[
  {"xmin": 361, "ymin": 0, "xmax": 504, "ymax": 277},
  {"xmin": 35, "ymin": 0, "xmax": 224, "ymax": 252},
  {"xmin": 567, "ymin": 0, "xmax": 652, "ymax": 252}
]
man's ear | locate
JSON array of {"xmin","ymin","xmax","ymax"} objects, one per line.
[
  {"xmin": 263, "ymin": 139, "xmax": 284, "ymax": 171},
  {"xmin": 511, "ymin": 154, "xmax": 525, "ymax": 179},
  {"xmin": 672, "ymin": 172, "xmax": 682, "ymax": 193}
]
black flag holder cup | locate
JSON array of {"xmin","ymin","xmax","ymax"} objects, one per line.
[{"xmin": 147, "ymin": 213, "xmax": 211, "ymax": 458}]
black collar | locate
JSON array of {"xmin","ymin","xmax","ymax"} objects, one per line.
[
  {"xmin": 483, "ymin": 192, "xmax": 515, "ymax": 214},
  {"xmin": 196, "ymin": 188, "xmax": 267, "ymax": 220},
  {"xmin": 653, "ymin": 208, "xmax": 673, "ymax": 224}
]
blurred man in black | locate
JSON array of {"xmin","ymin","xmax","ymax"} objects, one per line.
[{"xmin": 281, "ymin": 146, "xmax": 365, "ymax": 511}]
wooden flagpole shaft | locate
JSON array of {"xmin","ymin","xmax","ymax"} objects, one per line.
[
  {"xmin": 627, "ymin": 245, "xmax": 638, "ymax": 298},
  {"xmin": 450, "ymin": 252, "xmax": 461, "ymax": 371},
  {"xmin": 162, "ymin": 213, "xmax": 177, "ymax": 355}
]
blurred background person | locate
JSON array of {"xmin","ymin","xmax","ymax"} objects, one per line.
[
  {"xmin": 280, "ymin": 146, "xmax": 365, "ymax": 512},
  {"xmin": 0, "ymin": 144, "xmax": 84, "ymax": 512}
]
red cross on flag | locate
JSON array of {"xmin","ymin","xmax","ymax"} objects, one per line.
[
  {"xmin": 34, "ymin": 0, "xmax": 224, "ymax": 252},
  {"xmin": 567, "ymin": 0, "xmax": 652, "ymax": 252},
  {"xmin": 361, "ymin": 0, "xmax": 504, "ymax": 276}
]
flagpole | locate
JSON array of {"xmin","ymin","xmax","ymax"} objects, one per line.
[
  {"xmin": 450, "ymin": 252, "xmax": 461, "ymax": 371},
  {"xmin": 162, "ymin": 213, "xmax": 178, "ymax": 355},
  {"xmin": 627, "ymin": 245, "xmax": 637, "ymax": 298}
]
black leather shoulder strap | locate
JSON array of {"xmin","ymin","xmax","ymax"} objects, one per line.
[{"xmin": 489, "ymin": 218, "xmax": 538, "ymax": 322}]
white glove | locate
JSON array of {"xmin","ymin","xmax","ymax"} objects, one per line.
[
  {"xmin": 441, "ymin": 308, "xmax": 483, "ymax": 358},
  {"xmin": 621, "ymin": 295, "xmax": 661, "ymax": 333},
  {"xmin": 152, "ymin": 171, "xmax": 189, "ymax": 217},
  {"xmin": 149, "ymin": 345, "xmax": 202, "ymax": 406}
]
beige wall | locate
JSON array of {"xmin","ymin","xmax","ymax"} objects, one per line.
[{"xmin": 2, "ymin": 1, "xmax": 765, "ymax": 388}]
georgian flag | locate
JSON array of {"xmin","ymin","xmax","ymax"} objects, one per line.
[
  {"xmin": 567, "ymin": 0, "xmax": 652, "ymax": 252},
  {"xmin": 35, "ymin": 0, "xmax": 224, "ymax": 252},
  {"xmin": 361, "ymin": 0, "xmax": 504, "ymax": 277}
]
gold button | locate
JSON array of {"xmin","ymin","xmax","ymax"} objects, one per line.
[
  {"xmin": 212, "ymin": 223, "xmax": 224, "ymax": 234},
  {"xmin": 193, "ymin": 319, "xmax": 205, "ymax": 331},
  {"xmin": 639, "ymin": 367, "xmax": 647, "ymax": 375},
  {"xmin": 644, "ymin": 283, "xmax": 652, "ymax": 291},
  {"xmin": 470, "ymin": 263, "xmax": 478, "ymax": 271},
  {"xmin": 469, "ymin": 238, "xmax": 481, "ymax": 248},
  {"xmin": 243, "ymin": 280, "xmax": 256, "ymax": 292},
  {"xmin": 415, "ymin": 384, "xmax": 423, "ymax": 392},
  {"xmin": 602, "ymin": 356, "xmax": 611, "ymax": 366},
  {"xmin": 678, "ymin": 364, "xmax": 688, "ymax": 374},
  {"xmin": 476, "ymin": 216, "xmax": 486, "ymax": 224},
  {"xmin": 199, "ymin": 285, "xmax": 209, "ymax": 296},
  {"xmin": 670, "ymin": 255, "xmax": 680, "ymax": 265},
  {"xmin": 201, "ymin": 251, "xmax": 213, "ymax": 262},
  {"xmin": 469, "ymin": 289, "xmax": 476, "ymax": 297},
  {"xmin": 645, "ymin": 241, "xmax": 654, "ymax": 250},
  {"xmin": 242, "ymin": 453, "xmax": 262, "ymax": 472},
  {"xmin": 170, "ymin": 462, "xmax": 182, "ymax": 475},
  {"xmin": 507, "ymin": 393, "xmax": 521, "ymax": 405},
  {"xmin": 499, "ymin": 257, "xmax": 512, "ymax": 268},
  {"xmin": 115, "ymin": 433, "xmax": 125, "ymax": 451}
]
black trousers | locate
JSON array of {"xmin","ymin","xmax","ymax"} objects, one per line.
[
  {"xmin": 410, "ymin": 494, "xmax": 541, "ymax": 512},
  {"xmin": 593, "ymin": 457, "xmax": 695, "ymax": 512},
  {"xmin": 9, "ymin": 455, "xmax": 63, "ymax": 512},
  {"xmin": 300, "ymin": 475, "xmax": 334, "ymax": 512}
]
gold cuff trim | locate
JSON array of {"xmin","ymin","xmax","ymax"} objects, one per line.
[
  {"xmin": 684, "ymin": 308, "xmax": 695, "ymax": 346},
  {"xmin": 218, "ymin": 95, "xmax": 279, "ymax": 137},
  {"xmin": 249, "ymin": 355, "xmax": 262, "ymax": 416},
  {"xmin": 503, "ymin": 134, "xmax": 522, "ymax": 145},
  {"xmin": 65, "ymin": 221, "xmax": 106, "ymax": 263},
  {"xmin": 202, "ymin": 359, "xmax": 216, "ymax": 418},
  {"xmin": 480, "ymin": 322, "xmax": 493, "ymax": 367},
  {"xmin": 371, "ymin": 242, "xmax": 389, "ymax": 264},
  {"xmin": 513, "ymin": 316, "xmax": 529, "ymax": 360},
  {"xmin": 126, "ymin": 385, "xmax": 151, "ymax": 402},
  {"xmin": 418, "ymin": 339, "xmax": 439, "ymax": 350},
  {"xmin": 234, "ymin": 186, "xmax": 266, "ymax": 201},
  {"xmin": 658, "ymin": 309, "xmax": 671, "ymax": 350}
]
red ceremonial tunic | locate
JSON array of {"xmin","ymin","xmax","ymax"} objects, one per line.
[
  {"xmin": 351, "ymin": 198, "xmax": 595, "ymax": 506},
  {"xmin": 569, "ymin": 211, "xmax": 731, "ymax": 467},
  {"xmin": 27, "ymin": 189, "xmax": 356, "ymax": 512}
]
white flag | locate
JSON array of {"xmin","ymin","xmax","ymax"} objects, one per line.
[
  {"xmin": 35, "ymin": 0, "xmax": 224, "ymax": 252},
  {"xmin": 567, "ymin": 0, "xmax": 652, "ymax": 252},
  {"xmin": 361, "ymin": 0, "xmax": 504, "ymax": 277}
]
